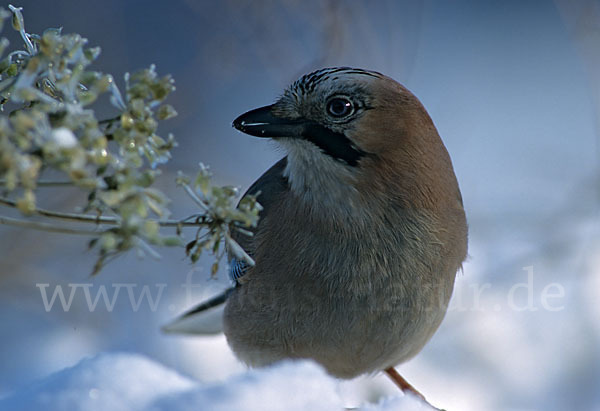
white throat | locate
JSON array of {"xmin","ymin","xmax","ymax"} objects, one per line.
[{"xmin": 280, "ymin": 139, "xmax": 362, "ymax": 214}]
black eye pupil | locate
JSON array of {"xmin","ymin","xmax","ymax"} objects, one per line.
[{"xmin": 327, "ymin": 98, "xmax": 353, "ymax": 117}]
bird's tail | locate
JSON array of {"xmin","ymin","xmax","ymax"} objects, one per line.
[{"xmin": 161, "ymin": 287, "xmax": 234, "ymax": 335}]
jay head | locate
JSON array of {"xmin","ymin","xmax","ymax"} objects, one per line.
[{"xmin": 166, "ymin": 67, "xmax": 467, "ymax": 404}]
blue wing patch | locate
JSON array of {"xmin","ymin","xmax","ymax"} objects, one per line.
[{"xmin": 229, "ymin": 257, "xmax": 250, "ymax": 283}]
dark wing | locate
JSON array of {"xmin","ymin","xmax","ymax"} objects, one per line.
[
  {"xmin": 162, "ymin": 157, "xmax": 290, "ymax": 334},
  {"xmin": 228, "ymin": 156, "xmax": 289, "ymax": 283}
]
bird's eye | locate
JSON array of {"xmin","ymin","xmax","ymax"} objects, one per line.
[{"xmin": 326, "ymin": 97, "xmax": 354, "ymax": 118}]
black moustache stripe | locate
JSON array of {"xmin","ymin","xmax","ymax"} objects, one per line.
[{"xmin": 301, "ymin": 123, "xmax": 366, "ymax": 167}]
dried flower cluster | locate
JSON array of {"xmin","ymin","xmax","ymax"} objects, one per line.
[{"xmin": 0, "ymin": 5, "xmax": 260, "ymax": 275}]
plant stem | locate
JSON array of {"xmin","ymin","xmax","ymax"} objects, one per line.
[
  {"xmin": 0, "ymin": 216, "xmax": 103, "ymax": 236},
  {"xmin": 0, "ymin": 180, "xmax": 75, "ymax": 187},
  {"xmin": 0, "ymin": 196, "xmax": 207, "ymax": 227},
  {"xmin": 181, "ymin": 183, "xmax": 209, "ymax": 212},
  {"xmin": 0, "ymin": 196, "xmax": 119, "ymax": 224}
]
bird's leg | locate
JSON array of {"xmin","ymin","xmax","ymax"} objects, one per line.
[
  {"xmin": 384, "ymin": 367, "xmax": 426, "ymax": 400},
  {"xmin": 384, "ymin": 367, "xmax": 442, "ymax": 410}
]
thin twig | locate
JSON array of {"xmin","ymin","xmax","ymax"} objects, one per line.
[
  {"xmin": 0, "ymin": 196, "xmax": 119, "ymax": 224},
  {"xmin": 31, "ymin": 181, "xmax": 74, "ymax": 187},
  {"xmin": 0, "ymin": 196, "xmax": 207, "ymax": 227},
  {"xmin": 98, "ymin": 115, "xmax": 121, "ymax": 125},
  {"xmin": 181, "ymin": 183, "xmax": 209, "ymax": 212},
  {"xmin": 0, "ymin": 180, "xmax": 80, "ymax": 187},
  {"xmin": 0, "ymin": 215, "xmax": 104, "ymax": 236},
  {"xmin": 225, "ymin": 231, "xmax": 255, "ymax": 266},
  {"xmin": 135, "ymin": 237, "xmax": 162, "ymax": 260},
  {"xmin": 159, "ymin": 219, "xmax": 208, "ymax": 228}
]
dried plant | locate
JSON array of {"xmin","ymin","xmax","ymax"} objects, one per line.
[{"xmin": 0, "ymin": 5, "xmax": 260, "ymax": 275}]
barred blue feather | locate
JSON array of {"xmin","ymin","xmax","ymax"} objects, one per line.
[{"xmin": 229, "ymin": 257, "xmax": 249, "ymax": 283}]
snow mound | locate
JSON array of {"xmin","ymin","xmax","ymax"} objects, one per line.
[
  {"xmin": 0, "ymin": 352, "xmax": 194, "ymax": 411},
  {"xmin": 0, "ymin": 352, "xmax": 431, "ymax": 411}
]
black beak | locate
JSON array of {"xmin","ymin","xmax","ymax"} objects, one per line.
[
  {"xmin": 232, "ymin": 105, "xmax": 304, "ymax": 138},
  {"xmin": 232, "ymin": 104, "xmax": 367, "ymax": 167}
]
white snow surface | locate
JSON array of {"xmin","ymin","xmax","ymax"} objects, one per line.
[{"xmin": 0, "ymin": 352, "xmax": 431, "ymax": 411}]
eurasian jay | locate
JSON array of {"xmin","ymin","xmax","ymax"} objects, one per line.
[{"xmin": 165, "ymin": 67, "xmax": 468, "ymax": 406}]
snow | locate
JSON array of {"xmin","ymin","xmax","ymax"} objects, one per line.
[
  {"xmin": 0, "ymin": 353, "xmax": 193, "ymax": 411},
  {"xmin": 0, "ymin": 353, "xmax": 431, "ymax": 411},
  {"xmin": 363, "ymin": 395, "xmax": 438, "ymax": 411}
]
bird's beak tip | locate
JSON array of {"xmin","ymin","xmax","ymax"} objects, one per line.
[
  {"xmin": 232, "ymin": 105, "xmax": 300, "ymax": 138},
  {"xmin": 232, "ymin": 113, "xmax": 246, "ymax": 131},
  {"xmin": 232, "ymin": 118, "xmax": 242, "ymax": 131}
]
